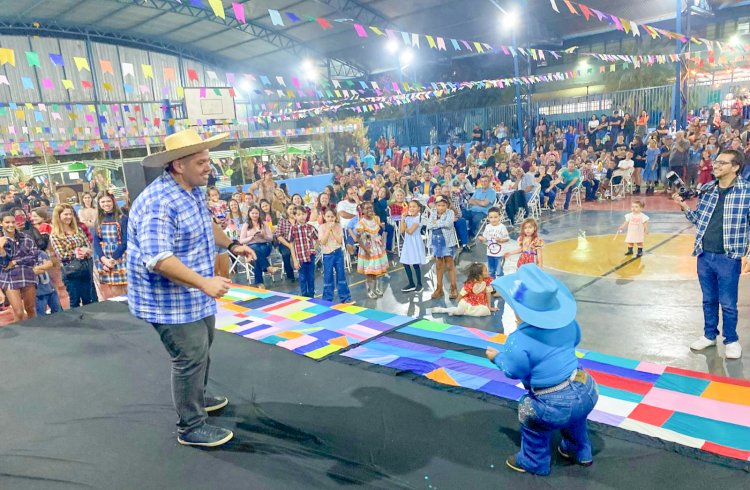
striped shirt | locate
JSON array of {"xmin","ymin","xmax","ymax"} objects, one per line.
[
  {"xmin": 127, "ymin": 171, "xmax": 217, "ymax": 325},
  {"xmin": 685, "ymin": 178, "xmax": 750, "ymax": 260}
]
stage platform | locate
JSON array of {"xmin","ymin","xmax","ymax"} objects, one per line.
[{"xmin": 2, "ymin": 301, "xmax": 749, "ymax": 489}]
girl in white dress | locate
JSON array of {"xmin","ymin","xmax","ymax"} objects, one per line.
[
  {"xmin": 618, "ymin": 200, "xmax": 649, "ymax": 257},
  {"xmin": 398, "ymin": 200, "xmax": 426, "ymax": 293}
]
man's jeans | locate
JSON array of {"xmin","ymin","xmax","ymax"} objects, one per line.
[
  {"xmin": 454, "ymin": 217, "xmax": 470, "ymax": 246},
  {"xmin": 697, "ymin": 252, "xmax": 740, "ymax": 344},
  {"xmin": 582, "ymin": 180, "xmax": 599, "ymax": 201},
  {"xmin": 153, "ymin": 315, "xmax": 216, "ymax": 435},
  {"xmin": 466, "ymin": 210, "xmax": 487, "ymax": 237},
  {"xmin": 322, "ymin": 248, "xmax": 351, "ymax": 303},
  {"xmin": 515, "ymin": 370, "xmax": 599, "ymax": 475},
  {"xmin": 555, "ymin": 183, "xmax": 574, "ymax": 210}
]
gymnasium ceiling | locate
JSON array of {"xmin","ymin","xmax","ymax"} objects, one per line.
[{"xmin": 0, "ymin": 0, "xmax": 747, "ymax": 78}]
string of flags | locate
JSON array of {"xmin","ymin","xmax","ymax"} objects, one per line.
[{"xmin": 548, "ymin": 0, "xmax": 737, "ymax": 49}]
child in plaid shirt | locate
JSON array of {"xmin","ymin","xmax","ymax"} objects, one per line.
[{"xmin": 290, "ymin": 205, "xmax": 318, "ymax": 298}]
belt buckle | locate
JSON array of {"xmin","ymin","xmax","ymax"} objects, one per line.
[{"xmin": 574, "ymin": 370, "xmax": 587, "ymax": 384}]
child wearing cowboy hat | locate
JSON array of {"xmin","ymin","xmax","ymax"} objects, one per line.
[{"xmin": 486, "ymin": 264, "xmax": 599, "ymax": 476}]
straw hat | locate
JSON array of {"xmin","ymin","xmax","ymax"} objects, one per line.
[{"xmin": 142, "ymin": 128, "xmax": 229, "ymax": 167}]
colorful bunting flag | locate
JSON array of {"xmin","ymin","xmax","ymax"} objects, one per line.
[
  {"xmin": 269, "ymin": 9, "xmax": 284, "ymax": 26},
  {"xmin": 62, "ymin": 79, "xmax": 74, "ymax": 90},
  {"xmin": 0, "ymin": 75, "xmax": 8, "ymax": 85},
  {"xmin": 41, "ymin": 78, "xmax": 54, "ymax": 90},
  {"xmin": 286, "ymin": 12, "xmax": 301, "ymax": 22},
  {"xmin": 0, "ymin": 48, "xmax": 16, "ymax": 66},
  {"xmin": 549, "ymin": 0, "xmax": 560, "ymax": 13},
  {"xmin": 207, "ymin": 0, "xmax": 224, "ymax": 19},
  {"xmin": 21, "ymin": 77, "xmax": 34, "ymax": 89},
  {"xmin": 164, "ymin": 67, "xmax": 175, "ymax": 81},
  {"xmin": 232, "ymin": 2, "xmax": 246, "ymax": 23},
  {"xmin": 73, "ymin": 57, "xmax": 90, "ymax": 71},
  {"xmin": 563, "ymin": 0, "xmax": 578, "ymax": 14},
  {"xmin": 49, "ymin": 53, "xmax": 64, "ymax": 66},
  {"xmin": 25, "ymin": 51, "xmax": 40, "ymax": 67},
  {"xmin": 354, "ymin": 24, "xmax": 367, "ymax": 37},
  {"xmin": 142, "ymin": 64, "xmax": 154, "ymax": 79},
  {"xmin": 187, "ymin": 68, "xmax": 199, "ymax": 81},
  {"xmin": 317, "ymin": 17, "xmax": 332, "ymax": 29}
]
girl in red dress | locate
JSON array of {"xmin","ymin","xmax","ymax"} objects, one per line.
[
  {"xmin": 505, "ymin": 218, "xmax": 544, "ymax": 269},
  {"xmin": 430, "ymin": 263, "xmax": 496, "ymax": 317}
]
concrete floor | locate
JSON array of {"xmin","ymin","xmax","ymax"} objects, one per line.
[{"xmin": 258, "ymin": 196, "xmax": 750, "ymax": 381}]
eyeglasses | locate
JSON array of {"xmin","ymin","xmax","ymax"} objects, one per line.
[{"xmin": 712, "ymin": 160, "xmax": 734, "ymax": 167}]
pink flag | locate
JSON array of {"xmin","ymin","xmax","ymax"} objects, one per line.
[
  {"xmin": 354, "ymin": 24, "xmax": 367, "ymax": 37},
  {"xmin": 232, "ymin": 3, "xmax": 246, "ymax": 24}
]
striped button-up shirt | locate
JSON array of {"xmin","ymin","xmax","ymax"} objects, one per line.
[
  {"xmin": 127, "ymin": 171, "xmax": 217, "ymax": 325},
  {"xmin": 685, "ymin": 178, "xmax": 750, "ymax": 260}
]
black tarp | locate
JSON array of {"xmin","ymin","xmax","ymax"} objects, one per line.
[{"xmin": 1, "ymin": 302, "xmax": 749, "ymax": 489}]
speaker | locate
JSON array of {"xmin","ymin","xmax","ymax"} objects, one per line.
[{"xmin": 123, "ymin": 161, "xmax": 163, "ymax": 201}]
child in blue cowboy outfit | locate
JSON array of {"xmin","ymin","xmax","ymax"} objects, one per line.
[{"xmin": 486, "ymin": 264, "xmax": 599, "ymax": 476}]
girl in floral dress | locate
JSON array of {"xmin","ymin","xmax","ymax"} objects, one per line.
[
  {"xmin": 357, "ymin": 202, "xmax": 389, "ymax": 299},
  {"xmin": 504, "ymin": 218, "xmax": 544, "ymax": 269}
]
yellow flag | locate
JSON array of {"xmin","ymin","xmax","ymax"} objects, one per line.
[
  {"xmin": 74, "ymin": 57, "xmax": 90, "ymax": 71},
  {"xmin": 62, "ymin": 79, "xmax": 74, "ymax": 90},
  {"xmin": 0, "ymin": 47, "xmax": 15, "ymax": 66},
  {"xmin": 142, "ymin": 64, "xmax": 154, "ymax": 79},
  {"xmin": 208, "ymin": 0, "xmax": 225, "ymax": 19},
  {"xmin": 176, "ymin": 86, "xmax": 184, "ymax": 98},
  {"xmin": 15, "ymin": 109, "xmax": 25, "ymax": 119}
]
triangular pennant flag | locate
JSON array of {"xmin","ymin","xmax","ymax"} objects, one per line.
[
  {"xmin": 164, "ymin": 67, "xmax": 175, "ymax": 81},
  {"xmin": 579, "ymin": 3, "xmax": 592, "ymax": 21},
  {"xmin": 473, "ymin": 42, "xmax": 484, "ymax": 53},
  {"xmin": 286, "ymin": 12, "xmax": 301, "ymax": 22},
  {"xmin": 549, "ymin": 0, "xmax": 560, "ymax": 13},
  {"xmin": 41, "ymin": 78, "xmax": 54, "ymax": 90},
  {"xmin": 99, "ymin": 59, "xmax": 113, "ymax": 74},
  {"xmin": 621, "ymin": 18, "xmax": 631, "ymax": 34},
  {"xmin": 25, "ymin": 51, "xmax": 40, "ymax": 67},
  {"xmin": 73, "ymin": 57, "xmax": 90, "ymax": 71},
  {"xmin": 232, "ymin": 2, "xmax": 245, "ymax": 23},
  {"xmin": 207, "ymin": 0, "xmax": 225, "ymax": 19},
  {"xmin": 0, "ymin": 75, "xmax": 9, "ymax": 85},
  {"xmin": 631, "ymin": 23, "xmax": 641, "ymax": 37},
  {"xmin": 590, "ymin": 8, "xmax": 606, "ymax": 21},
  {"xmin": 436, "ymin": 37, "xmax": 446, "ymax": 50},
  {"xmin": 562, "ymin": 0, "xmax": 578, "ymax": 14},
  {"xmin": 401, "ymin": 31, "xmax": 411, "ymax": 45},
  {"xmin": 269, "ymin": 9, "xmax": 284, "ymax": 26},
  {"xmin": 411, "ymin": 33, "xmax": 420, "ymax": 48},
  {"xmin": 316, "ymin": 17, "xmax": 332, "ymax": 29},
  {"xmin": 121, "ymin": 62, "xmax": 134, "ymax": 78},
  {"xmin": 354, "ymin": 24, "xmax": 367, "ymax": 37},
  {"xmin": 611, "ymin": 16, "xmax": 624, "ymax": 31},
  {"xmin": 142, "ymin": 64, "xmax": 154, "ymax": 79},
  {"xmin": 0, "ymin": 48, "xmax": 15, "ymax": 66},
  {"xmin": 49, "ymin": 53, "xmax": 64, "ymax": 66},
  {"xmin": 426, "ymin": 35, "xmax": 437, "ymax": 48},
  {"xmin": 370, "ymin": 26, "xmax": 384, "ymax": 36},
  {"xmin": 21, "ymin": 77, "xmax": 34, "ymax": 89},
  {"xmin": 187, "ymin": 68, "xmax": 199, "ymax": 81},
  {"xmin": 62, "ymin": 79, "xmax": 74, "ymax": 90}
]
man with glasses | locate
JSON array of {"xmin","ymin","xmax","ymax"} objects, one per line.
[{"xmin": 674, "ymin": 149, "xmax": 750, "ymax": 359}]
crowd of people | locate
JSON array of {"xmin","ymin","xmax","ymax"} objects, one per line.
[{"xmin": 2, "ymin": 103, "xmax": 748, "ymax": 326}]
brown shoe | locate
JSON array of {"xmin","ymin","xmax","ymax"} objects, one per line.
[
  {"xmin": 430, "ymin": 288, "xmax": 444, "ymax": 299},
  {"xmin": 449, "ymin": 288, "xmax": 459, "ymax": 299}
]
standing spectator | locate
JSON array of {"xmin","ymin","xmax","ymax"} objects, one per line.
[
  {"xmin": 92, "ymin": 192, "xmax": 128, "ymax": 300},
  {"xmin": 0, "ymin": 212, "xmax": 39, "ymax": 321},
  {"xmin": 77, "ymin": 192, "xmax": 97, "ymax": 230},
  {"xmin": 290, "ymin": 206, "xmax": 318, "ymax": 298},
  {"xmin": 472, "ymin": 124, "xmax": 483, "ymax": 143},
  {"xmin": 635, "ymin": 110, "xmax": 649, "ymax": 139},
  {"xmin": 50, "ymin": 204, "xmax": 95, "ymax": 308}
]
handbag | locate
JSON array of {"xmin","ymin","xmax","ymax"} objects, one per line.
[{"xmin": 62, "ymin": 258, "xmax": 91, "ymax": 279}]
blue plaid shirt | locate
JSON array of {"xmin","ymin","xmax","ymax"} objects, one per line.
[
  {"xmin": 127, "ymin": 171, "xmax": 217, "ymax": 324},
  {"xmin": 685, "ymin": 178, "xmax": 750, "ymax": 260}
]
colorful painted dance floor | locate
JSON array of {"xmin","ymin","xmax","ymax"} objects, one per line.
[{"xmin": 216, "ymin": 285, "xmax": 415, "ymax": 360}]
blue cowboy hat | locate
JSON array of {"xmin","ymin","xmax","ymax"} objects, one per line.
[{"xmin": 492, "ymin": 264, "xmax": 576, "ymax": 329}]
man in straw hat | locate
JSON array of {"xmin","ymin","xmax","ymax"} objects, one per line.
[
  {"xmin": 127, "ymin": 128, "xmax": 256, "ymax": 447},
  {"xmin": 486, "ymin": 264, "xmax": 598, "ymax": 475}
]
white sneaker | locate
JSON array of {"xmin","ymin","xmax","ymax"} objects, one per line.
[
  {"xmin": 690, "ymin": 336, "xmax": 717, "ymax": 351},
  {"xmin": 725, "ymin": 342, "xmax": 742, "ymax": 359}
]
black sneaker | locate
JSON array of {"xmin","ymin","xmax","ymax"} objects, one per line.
[
  {"xmin": 557, "ymin": 446, "xmax": 593, "ymax": 466},
  {"xmin": 636, "ymin": 250, "xmax": 643, "ymax": 257},
  {"xmin": 177, "ymin": 424, "xmax": 234, "ymax": 447},
  {"xmin": 401, "ymin": 285, "xmax": 416, "ymax": 293},
  {"xmin": 625, "ymin": 249, "xmax": 633, "ymax": 256},
  {"xmin": 415, "ymin": 284, "xmax": 424, "ymax": 292},
  {"xmin": 204, "ymin": 395, "xmax": 228, "ymax": 413}
]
